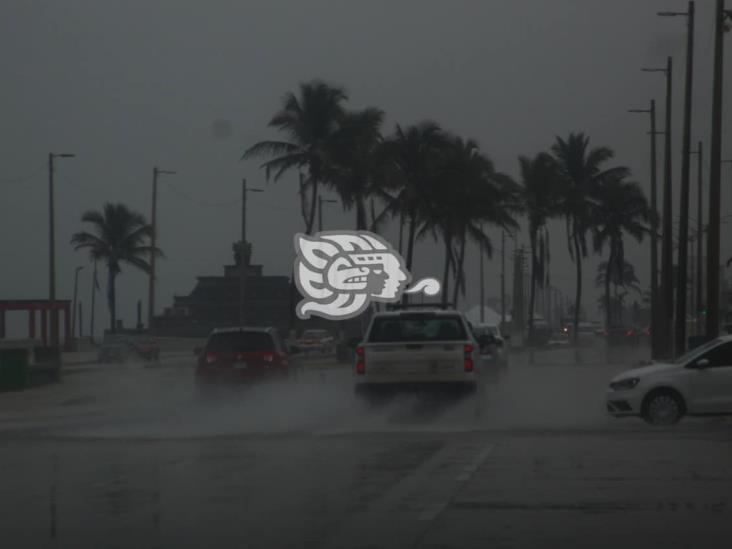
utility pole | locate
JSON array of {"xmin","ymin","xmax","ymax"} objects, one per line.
[
  {"xmin": 71, "ymin": 266, "xmax": 83, "ymax": 340},
  {"xmin": 318, "ymin": 195, "xmax": 337, "ymax": 233},
  {"xmin": 629, "ymin": 100, "xmax": 659, "ymax": 358},
  {"xmin": 148, "ymin": 167, "xmax": 176, "ymax": 332},
  {"xmin": 501, "ymin": 231, "xmax": 506, "ymax": 325},
  {"xmin": 690, "ymin": 141, "xmax": 704, "ymax": 334},
  {"xmin": 239, "ymin": 178, "xmax": 263, "ymax": 326},
  {"xmin": 706, "ymin": 0, "xmax": 731, "ymax": 339},
  {"xmin": 479, "ymin": 224, "xmax": 485, "ymax": 323},
  {"xmin": 660, "ymin": 3, "xmax": 695, "ymax": 356},
  {"xmin": 78, "ymin": 301, "xmax": 83, "ymax": 340},
  {"xmin": 48, "ymin": 153, "xmax": 75, "ymax": 347},
  {"xmin": 90, "ymin": 260, "xmax": 97, "ymax": 344},
  {"xmin": 642, "ymin": 57, "xmax": 673, "ymax": 358}
]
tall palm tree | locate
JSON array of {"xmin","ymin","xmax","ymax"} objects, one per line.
[
  {"xmin": 551, "ymin": 133, "xmax": 630, "ymax": 342},
  {"xmin": 242, "ymin": 80, "xmax": 348, "ymax": 234},
  {"xmin": 70, "ymin": 203, "xmax": 159, "ymax": 333},
  {"xmin": 596, "ymin": 260, "xmax": 642, "ymax": 325},
  {"xmin": 519, "ymin": 152, "xmax": 561, "ymax": 339},
  {"xmin": 378, "ymin": 121, "xmax": 449, "ymax": 278},
  {"xmin": 325, "ymin": 107, "xmax": 384, "ymax": 230},
  {"xmin": 450, "ymin": 165, "xmax": 520, "ymax": 306},
  {"xmin": 592, "ymin": 177, "xmax": 649, "ymax": 327},
  {"xmin": 416, "ymin": 136, "xmax": 519, "ymax": 305}
]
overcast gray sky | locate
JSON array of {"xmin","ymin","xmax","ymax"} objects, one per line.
[{"xmin": 1, "ymin": 0, "xmax": 731, "ymax": 334}]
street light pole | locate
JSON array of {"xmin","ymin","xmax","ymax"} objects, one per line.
[
  {"xmin": 48, "ymin": 152, "xmax": 75, "ymax": 348},
  {"xmin": 239, "ymin": 178, "xmax": 264, "ymax": 326},
  {"xmin": 501, "ymin": 231, "xmax": 506, "ymax": 326},
  {"xmin": 642, "ymin": 58, "xmax": 673, "ymax": 358},
  {"xmin": 90, "ymin": 260, "xmax": 97, "ymax": 344},
  {"xmin": 629, "ymin": 100, "xmax": 659, "ymax": 357},
  {"xmin": 706, "ymin": 1, "xmax": 732, "ymax": 338},
  {"xmin": 660, "ymin": 3, "xmax": 695, "ymax": 356},
  {"xmin": 690, "ymin": 142, "xmax": 704, "ymax": 334},
  {"xmin": 71, "ymin": 266, "xmax": 83, "ymax": 341},
  {"xmin": 148, "ymin": 166, "xmax": 176, "ymax": 333},
  {"xmin": 479, "ymin": 224, "xmax": 485, "ymax": 323}
]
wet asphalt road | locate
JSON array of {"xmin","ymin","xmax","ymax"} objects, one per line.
[{"xmin": 1, "ymin": 343, "xmax": 732, "ymax": 548}]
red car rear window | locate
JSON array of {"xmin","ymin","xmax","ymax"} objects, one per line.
[{"xmin": 206, "ymin": 332, "xmax": 275, "ymax": 353}]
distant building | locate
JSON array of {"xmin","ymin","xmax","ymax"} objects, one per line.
[
  {"xmin": 152, "ymin": 242, "xmax": 290, "ymax": 337},
  {"xmin": 152, "ymin": 242, "xmax": 365, "ymax": 340}
]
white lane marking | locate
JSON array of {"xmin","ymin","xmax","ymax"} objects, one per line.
[
  {"xmin": 418, "ymin": 503, "xmax": 447, "ymax": 521},
  {"xmin": 419, "ymin": 443, "xmax": 495, "ymax": 522},
  {"xmin": 455, "ymin": 443, "xmax": 495, "ymax": 481}
]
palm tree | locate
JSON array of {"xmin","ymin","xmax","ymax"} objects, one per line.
[
  {"xmin": 519, "ymin": 152, "xmax": 561, "ymax": 339},
  {"xmin": 325, "ymin": 107, "xmax": 384, "ymax": 230},
  {"xmin": 592, "ymin": 176, "xmax": 649, "ymax": 327},
  {"xmin": 551, "ymin": 133, "xmax": 630, "ymax": 342},
  {"xmin": 378, "ymin": 121, "xmax": 449, "ymax": 277},
  {"xmin": 596, "ymin": 260, "xmax": 642, "ymax": 325},
  {"xmin": 416, "ymin": 136, "xmax": 519, "ymax": 305},
  {"xmin": 242, "ymin": 80, "xmax": 348, "ymax": 234},
  {"xmin": 450, "ymin": 166, "xmax": 520, "ymax": 306},
  {"xmin": 70, "ymin": 203, "xmax": 159, "ymax": 333}
]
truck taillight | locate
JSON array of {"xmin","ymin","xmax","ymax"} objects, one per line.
[
  {"xmin": 463, "ymin": 344, "xmax": 474, "ymax": 373},
  {"xmin": 356, "ymin": 346, "xmax": 365, "ymax": 375}
]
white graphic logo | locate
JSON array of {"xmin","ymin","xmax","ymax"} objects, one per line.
[{"xmin": 293, "ymin": 231, "xmax": 441, "ymax": 320}]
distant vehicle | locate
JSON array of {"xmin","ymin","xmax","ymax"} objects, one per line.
[
  {"xmin": 607, "ymin": 334, "xmax": 732, "ymax": 425},
  {"xmin": 354, "ymin": 308, "xmax": 481, "ymax": 393},
  {"xmin": 472, "ymin": 323, "xmax": 507, "ymax": 364},
  {"xmin": 195, "ymin": 327, "xmax": 292, "ymax": 383},
  {"xmin": 296, "ymin": 329, "xmax": 335, "ymax": 355},
  {"xmin": 97, "ymin": 334, "xmax": 159, "ymax": 363},
  {"xmin": 527, "ymin": 320, "xmax": 551, "ymax": 346},
  {"xmin": 547, "ymin": 331, "xmax": 571, "ymax": 346},
  {"xmin": 604, "ymin": 326, "xmax": 641, "ymax": 346},
  {"xmin": 591, "ymin": 321, "xmax": 604, "ymax": 336},
  {"xmin": 133, "ymin": 338, "xmax": 160, "ymax": 360}
]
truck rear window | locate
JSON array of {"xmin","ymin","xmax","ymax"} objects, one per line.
[
  {"xmin": 206, "ymin": 332, "xmax": 275, "ymax": 353},
  {"xmin": 368, "ymin": 316, "xmax": 467, "ymax": 343}
]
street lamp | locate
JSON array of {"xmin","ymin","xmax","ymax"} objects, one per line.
[
  {"xmin": 148, "ymin": 167, "xmax": 176, "ymax": 332},
  {"xmin": 240, "ymin": 179, "xmax": 264, "ymax": 326},
  {"xmin": 706, "ymin": 1, "xmax": 732, "ymax": 339},
  {"xmin": 318, "ymin": 196, "xmax": 338, "ymax": 232},
  {"xmin": 642, "ymin": 58, "xmax": 673, "ymax": 359},
  {"xmin": 71, "ymin": 266, "xmax": 84, "ymax": 342},
  {"xmin": 659, "ymin": 3, "xmax": 695, "ymax": 356},
  {"xmin": 48, "ymin": 152, "xmax": 75, "ymax": 348},
  {"xmin": 628, "ymin": 102, "xmax": 660, "ymax": 358}
]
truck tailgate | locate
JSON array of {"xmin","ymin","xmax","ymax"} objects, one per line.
[{"xmin": 364, "ymin": 343, "xmax": 465, "ymax": 375}]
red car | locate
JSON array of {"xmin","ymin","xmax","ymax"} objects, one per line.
[{"xmin": 195, "ymin": 327, "xmax": 292, "ymax": 383}]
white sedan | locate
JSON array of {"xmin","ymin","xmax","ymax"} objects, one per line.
[{"xmin": 606, "ymin": 335, "xmax": 732, "ymax": 425}]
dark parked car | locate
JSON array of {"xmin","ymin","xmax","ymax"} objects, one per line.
[{"xmin": 195, "ymin": 327, "xmax": 294, "ymax": 383}]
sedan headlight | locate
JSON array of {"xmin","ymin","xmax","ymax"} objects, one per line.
[{"xmin": 609, "ymin": 377, "xmax": 640, "ymax": 391}]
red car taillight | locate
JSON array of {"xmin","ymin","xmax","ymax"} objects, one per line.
[
  {"xmin": 464, "ymin": 344, "xmax": 474, "ymax": 373},
  {"xmin": 205, "ymin": 351, "xmax": 218, "ymax": 364},
  {"xmin": 356, "ymin": 346, "xmax": 365, "ymax": 374}
]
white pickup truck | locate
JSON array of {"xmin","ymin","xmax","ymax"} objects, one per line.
[{"xmin": 354, "ymin": 308, "xmax": 481, "ymax": 392}]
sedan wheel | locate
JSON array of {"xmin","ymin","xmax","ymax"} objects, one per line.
[{"xmin": 644, "ymin": 393, "xmax": 683, "ymax": 425}]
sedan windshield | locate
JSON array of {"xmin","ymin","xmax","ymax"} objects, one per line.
[{"xmin": 672, "ymin": 338, "xmax": 722, "ymax": 365}]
